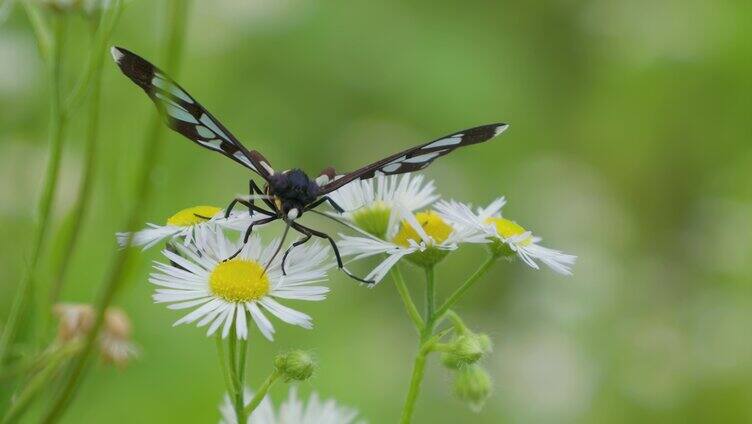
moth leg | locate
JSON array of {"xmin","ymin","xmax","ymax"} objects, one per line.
[
  {"xmin": 305, "ymin": 196, "xmax": 344, "ymax": 213},
  {"xmin": 280, "ymin": 231, "xmax": 313, "ymax": 276},
  {"xmin": 291, "ymin": 222, "xmax": 375, "ymax": 285},
  {"xmin": 224, "ymin": 216, "xmax": 278, "ymax": 261},
  {"xmin": 250, "ymin": 179, "xmax": 276, "ymax": 211}
]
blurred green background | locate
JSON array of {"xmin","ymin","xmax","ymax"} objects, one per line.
[{"xmin": 2, "ymin": 0, "xmax": 752, "ymax": 422}]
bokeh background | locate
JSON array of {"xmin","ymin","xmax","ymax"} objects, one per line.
[{"xmin": 2, "ymin": 0, "xmax": 752, "ymax": 422}]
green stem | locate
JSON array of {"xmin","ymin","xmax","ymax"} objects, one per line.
[
  {"xmin": 390, "ymin": 266, "xmax": 424, "ymax": 331},
  {"xmin": 21, "ymin": 1, "xmax": 52, "ymax": 60},
  {"xmin": 235, "ymin": 321, "xmax": 249, "ymax": 422},
  {"xmin": 63, "ymin": 0, "xmax": 123, "ymax": 114},
  {"xmin": 434, "ymin": 255, "xmax": 497, "ymax": 321},
  {"xmin": 1, "ymin": 341, "xmax": 83, "ymax": 424},
  {"xmin": 215, "ymin": 333, "xmax": 235, "ymax": 395},
  {"xmin": 400, "ymin": 336, "xmax": 431, "ymax": 424},
  {"xmin": 0, "ymin": 11, "xmax": 67, "ymax": 365},
  {"xmin": 40, "ymin": 2, "xmax": 192, "ymax": 422},
  {"xmin": 244, "ymin": 370, "xmax": 281, "ymax": 416},
  {"xmin": 445, "ymin": 310, "xmax": 467, "ymax": 333},
  {"xmin": 424, "ymin": 267, "xmax": 435, "ymax": 319},
  {"xmin": 50, "ymin": 0, "xmax": 123, "ymax": 305},
  {"xmin": 227, "ymin": 331, "xmax": 244, "ymax": 424},
  {"xmin": 399, "ymin": 266, "xmax": 436, "ymax": 424}
]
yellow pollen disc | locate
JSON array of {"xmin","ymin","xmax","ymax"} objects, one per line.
[
  {"xmin": 209, "ymin": 260, "xmax": 269, "ymax": 303},
  {"xmin": 166, "ymin": 205, "xmax": 221, "ymax": 227},
  {"xmin": 485, "ymin": 217, "xmax": 532, "ymax": 246},
  {"xmin": 393, "ymin": 210, "xmax": 453, "ymax": 247},
  {"xmin": 352, "ymin": 202, "xmax": 391, "ymax": 238}
]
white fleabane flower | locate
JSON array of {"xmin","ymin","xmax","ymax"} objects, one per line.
[
  {"xmin": 117, "ymin": 205, "xmax": 264, "ymax": 250},
  {"xmin": 338, "ymin": 204, "xmax": 486, "ymax": 283},
  {"xmin": 327, "ymin": 173, "xmax": 439, "ymax": 238},
  {"xmin": 219, "ymin": 386, "xmax": 363, "ymax": 424},
  {"xmin": 149, "ymin": 226, "xmax": 332, "ymax": 340},
  {"xmin": 435, "ymin": 197, "xmax": 577, "ymax": 275}
]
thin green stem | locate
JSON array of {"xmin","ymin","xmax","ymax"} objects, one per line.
[
  {"xmin": 227, "ymin": 331, "xmax": 244, "ymax": 424},
  {"xmin": 434, "ymin": 255, "xmax": 497, "ymax": 321},
  {"xmin": 0, "ymin": 11, "xmax": 66, "ymax": 365},
  {"xmin": 215, "ymin": 334, "xmax": 235, "ymax": 395},
  {"xmin": 244, "ymin": 370, "xmax": 281, "ymax": 416},
  {"xmin": 21, "ymin": 1, "xmax": 51, "ymax": 60},
  {"xmin": 399, "ymin": 336, "xmax": 430, "ymax": 424},
  {"xmin": 50, "ymin": 0, "xmax": 123, "ymax": 305},
  {"xmin": 399, "ymin": 266, "xmax": 436, "ymax": 424},
  {"xmin": 1, "ymin": 341, "xmax": 82, "ymax": 424},
  {"xmin": 236, "ymin": 332, "xmax": 249, "ymax": 422},
  {"xmin": 391, "ymin": 266, "xmax": 424, "ymax": 331},
  {"xmin": 445, "ymin": 309, "xmax": 467, "ymax": 333},
  {"xmin": 40, "ymin": 2, "xmax": 192, "ymax": 422},
  {"xmin": 424, "ymin": 267, "xmax": 435, "ymax": 319},
  {"xmin": 63, "ymin": 0, "xmax": 123, "ymax": 114}
]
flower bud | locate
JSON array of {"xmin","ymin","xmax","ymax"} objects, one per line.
[
  {"xmin": 441, "ymin": 334, "xmax": 484, "ymax": 369},
  {"xmin": 453, "ymin": 364, "xmax": 492, "ymax": 412},
  {"xmin": 54, "ymin": 303, "xmax": 95, "ymax": 342},
  {"xmin": 476, "ymin": 333, "xmax": 493, "ymax": 354},
  {"xmin": 274, "ymin": 350, "xmax": 316, "ymax": 382}
]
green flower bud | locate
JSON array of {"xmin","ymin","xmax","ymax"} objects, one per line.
[
  {"xmin": 453, "ymin": 364, "xmax": 492, "ymax": 412},
  {"xmin": 274, "ymin": 350, "xmax": 316, "ymax": 382},
  {"xmin": 476, "ymin": 333, "xmax": 493, "ymax": 354},
  {"xmin": 441, "ymin": 334, "xmax": 484, "ymax": 369}
]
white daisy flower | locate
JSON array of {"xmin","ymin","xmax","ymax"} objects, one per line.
[
  {"xmin": 219, "ymin": 386, "xmax": 363, "ymax": 424},
  {"xmin": 117, "ymin": 205, "xmax": 268, "ymax": 250},
  {"xmin": 148, "ymin": 225, "xmax": 332, "ymax": 340},
  {"xmin": 338, "ymin": 204, "xmax": 486, "ymax": 283},
  {"xmin": 434, "ymin": 197, "xmax": 577, "ymax": 275},
  {"xmin": 327, "ymin": 173, "xmax": 439, "ymax": 238}
]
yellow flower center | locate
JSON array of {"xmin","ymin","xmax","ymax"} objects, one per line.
[
  {"xmin": 166, "ymin": 205, "xmax": 221, "ymax": 227},
  {"xmin": 485, "ymin": 217, "xmax": 532, "ymax": 246},
  {"xmin": 393, "ymin": 211, "xmax": 453, "ymax": 247},
  {"xmin": 351, "ymin": 202, "xmax": 391, "ymax": 238},
  {"xmin": 209, "ymin": 260, "xmax": 269, "ymax": 302}
]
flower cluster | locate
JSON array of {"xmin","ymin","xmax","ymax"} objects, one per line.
[{"xmin": 333, "ymin": 173, "xmax": 576, "ymax": 283}]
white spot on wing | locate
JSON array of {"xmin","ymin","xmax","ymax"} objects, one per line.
[
  {"xmin": 200, "ymin": 114, "xmax": 232, "ymax": 143},
  {"xmin": 152, "ymin": 77, "xmax": 194, "ymax": 104},
  {"xmin": 233, "ymin": 152, "xmax": 258, "ymax": 171},
  {"xmin": 382, "ymin": 163, "xmax": 401, "ymax": 173},
  {"xmin": 387, "ymin": 156, "xmax": 406, "ymax": 165},
  {"xmin": 195, "ymin": 125, "xmax": 215, "ymax": 139},
  {"xmin": 424, "ymin": 135, "xmax": 462, "ymax": 149},
  {"xmin": 404, "ymin": 151, "xmax": 440, "ymax": 163},
  {"xmin": 494, "ymin": 124, "xmax": 509, "ymax": 136},
  {"xmin": 164, "ymin": 103, "xmax": 197, "ymax": 123},
  {"xmin": 110, "ymin": 47, "xmax": 124, "ymax": 63},
  {"xmin": 198, "ymin": 139, "xmax": 223, "ymax": 150}
]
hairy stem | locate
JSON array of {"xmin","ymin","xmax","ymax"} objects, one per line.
[{"xmin": 40, "ymin": 2, "xmax": 192, "ymax": 422}]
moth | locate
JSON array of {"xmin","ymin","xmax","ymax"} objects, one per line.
[{"xmin": 111, "ymin": 46, "xmax": 508, "ymax": 283}]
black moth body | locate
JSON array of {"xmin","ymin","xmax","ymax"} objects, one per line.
[{"xmin": 111, "ymin": 46, "xmax": 509, "ymax": 283}]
